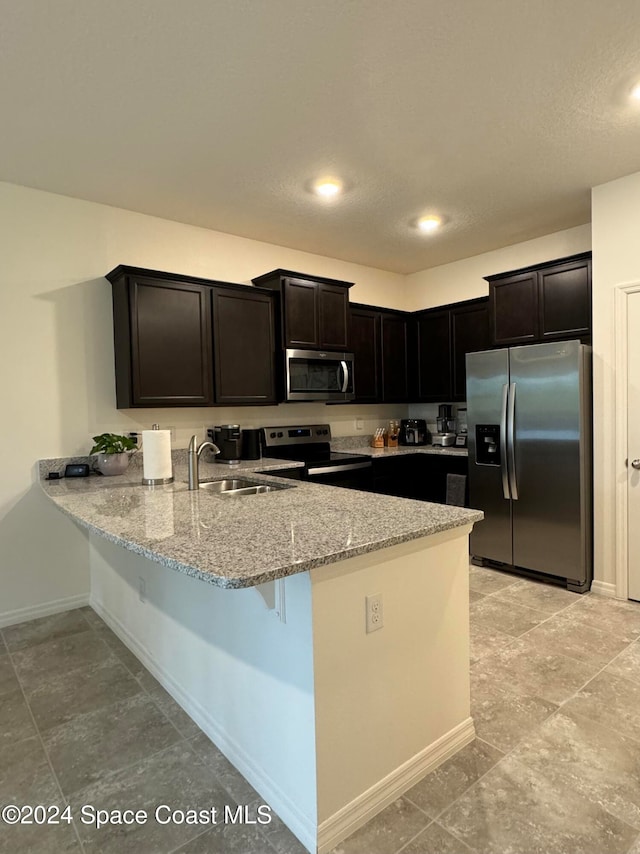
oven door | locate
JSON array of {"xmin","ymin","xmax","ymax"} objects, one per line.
[
  {"xmin": 306, "ymin": 460, "xmax": 373, "ymax": 491},
  {"xmin": 285, "ymin": 349, "xmax": 355, "ymax": 402}
]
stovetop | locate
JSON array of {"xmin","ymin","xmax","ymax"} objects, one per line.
[{"xmin": 261, "ymin": 424, "xmax": 371, "ymax": 468}]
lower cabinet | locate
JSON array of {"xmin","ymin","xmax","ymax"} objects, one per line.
[{"xmin": 372, "ymin": 454, "xmax": 469, "ymax": 505}]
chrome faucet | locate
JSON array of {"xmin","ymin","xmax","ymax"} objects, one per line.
[{"xmin": 187, "ymin": 435, "xmax": 220, "ymax": 490}]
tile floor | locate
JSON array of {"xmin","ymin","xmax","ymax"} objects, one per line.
[{"xmin": 1, "ymin": 568, "xmax": 640, "ymax": 853}]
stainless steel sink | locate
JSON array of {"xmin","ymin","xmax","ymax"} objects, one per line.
[{"xmin": 198, "ymin": 478, "xmax": 292, "ymax": 496}]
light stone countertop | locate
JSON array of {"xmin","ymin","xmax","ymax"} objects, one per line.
[
  {"xmin": 335, "ymin": 444, "xmax": 468, "ymax": 459},
  {"xmin": 40, "ymin": 455, "xmax": 482, "ymax": 589}
]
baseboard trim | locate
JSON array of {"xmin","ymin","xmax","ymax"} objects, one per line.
[
  {"xmin": 316, "ymin": 716, "xmax": 476, "ymax": 854},
  {"xmin": 0, "ymin": 593, "xmax": 90, "ymax": 628},
  {"xmin": 591, "ymin": 580, "xmax": 617, "ymax": 599},
  {"xmin": 91, "ymin": 596, "xmax": 317, "ymax": 854}
]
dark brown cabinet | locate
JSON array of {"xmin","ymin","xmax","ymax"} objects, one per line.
[
  {"xmin": 108, "ymin": 267, "xmax": 214, "ymax": 408},
  {"xmin": 107, "ymin": 266, "xmax": 278, "ymax": 409},
  {"xmin": 350, "ymin": 306, "xmax": 381, "ymax": 402},
  {"xmin": 252, "ymin": 269, "xmax": 352, "ymax": 350},
  {"xmin": 372, "ymin": 454, "xmax": 468, "ymax": 505},
  {"xmin": 451, "ymin": 300, "xmax": 491, "ymax": 399},
  {"xmin": 414, "ymin": 309, "xmax": 452, "ymax": 401},
  {"xmin": 538, "ymin": 256, "xmax": 591, "ymax": 340},
  {"xmin": 381, "ymin": 312, "xmax": 409, "ymax": 402},
  {"xmin": 413, "ymin": 298, "xmax": 490, "ymax": 402},
  {"xmin": 349, "ymin": 304, "xmax": 410, "ymax": 403},
  {"xmin": 212, "ymin": 286, "xmax": 277, "ymax": 405},
  {"xmin": 488, "ymin": 252, "xmax": 591, "ymax": 346}
]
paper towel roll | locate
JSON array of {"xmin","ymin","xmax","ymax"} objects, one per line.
[{"xmin": 142, "ymin": 430, "xmax": 173, "ymax": 482}]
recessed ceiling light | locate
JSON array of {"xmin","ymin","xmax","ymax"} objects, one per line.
[
  {"xmin": 416, "ymin": 215, "xmax": 442, "ymax": 233},
  {"xmin": 313, "ymin": 178, "xmax": 343, "ymax": 198},
  {"xmin": 631, "ymin": 81, "xmax": 640, "ymax": 101}
]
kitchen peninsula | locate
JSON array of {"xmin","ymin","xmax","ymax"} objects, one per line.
[{"xmin": 41, "ymin": 454, "xmax": 482, "ymax": 854}]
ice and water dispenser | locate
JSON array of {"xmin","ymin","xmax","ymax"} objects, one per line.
[{"xmin": 475, "ymin": 425, "xmax": 501, "ymax": 465}]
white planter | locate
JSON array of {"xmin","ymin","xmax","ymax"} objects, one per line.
[{"xmin": 94, "ymin": 452, "xmax": 131, "ymax": 476}]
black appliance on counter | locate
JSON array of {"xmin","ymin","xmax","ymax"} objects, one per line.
[
  {"xmin": 240, "ymin": 428, "xmax": 262, "ymax": 461},
  {"xmin": 399, "ymin": 419, "xmax": 429, "ymax": 446},
  {"xmin": 262, "ymin": 424, "xmax": 373, "ymax": 490},
  {"xmin": 208, "ymin": 425, "xmax": 242, "ymax": 464}
]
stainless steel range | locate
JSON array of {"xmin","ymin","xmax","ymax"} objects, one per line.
[{"xmin": 262, "ymin": 424, "xmax": 373, "ymax": 490}]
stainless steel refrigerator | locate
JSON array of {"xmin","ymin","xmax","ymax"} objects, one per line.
[{"xmin": 466, "ymin": 340, "xmax": 592, "ymax": 592}]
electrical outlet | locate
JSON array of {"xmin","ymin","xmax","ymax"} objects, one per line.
[
  {"xmin": 355, "ymin": 418, "xmax": 365, "ymax": 431},
  {"xmin": 138, "ymin": 577, "xmax": 146, "ymax": 603},
  {"xmin": 366, "ymin": 593, "xmax": 383, "ymax": 633}
]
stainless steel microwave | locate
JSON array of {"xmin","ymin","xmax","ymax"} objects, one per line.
[{"xmin": 285, "ymin": 349, "xmax": 355, "ymax": 402}]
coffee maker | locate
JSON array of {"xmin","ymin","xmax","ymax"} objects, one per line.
[
  {"xmin": 208, "ymin": 425, "xmax": 241, "ymax": 464},
  {"xmin": 433, "ymin": 405, "xmax": 457, "ymax": 447},
  {"xmin": 399, "ymin": 419, "xmax": 429, "ymax": 446}
]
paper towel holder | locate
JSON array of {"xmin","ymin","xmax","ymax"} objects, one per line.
[{"xmin": 142, "ymin": 424, "xmax": 174, "ymax": 486}]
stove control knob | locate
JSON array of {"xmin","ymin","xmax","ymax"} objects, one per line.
[
  {"xmin": 270, "ymin": 432, "xmax": 276, "ymax": 438},
  {"xmin": 277, "ymin": 432, "xmax": 283, "ymax": 438}
]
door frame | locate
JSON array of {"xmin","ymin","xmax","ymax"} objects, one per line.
[{"xmin": 614, "ymin": 281, "xmax": 640, "ymax": 600}]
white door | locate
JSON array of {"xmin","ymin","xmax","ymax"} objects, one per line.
[{"xmin": 628, "ymin": 291, "xmax": 640, "ymax": 601}]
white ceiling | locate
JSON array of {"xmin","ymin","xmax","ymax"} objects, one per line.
[{"xmin": 2, "ymin": 0, "xmax": 640, "ymax": 274}]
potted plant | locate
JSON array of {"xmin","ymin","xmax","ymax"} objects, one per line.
[{"xmin": 90, "ymin": 433, "xmax": 137, "ymax": 476}]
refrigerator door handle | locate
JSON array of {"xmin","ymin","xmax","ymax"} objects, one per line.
[
  {"xmin": 500, "ymin": 383, "xmax": 511, "ymax": 499},
  {"xmin": 508, "ymin": 382, "xmax": 519, "ymax": 500}
]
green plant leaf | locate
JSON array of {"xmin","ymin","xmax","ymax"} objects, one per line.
[{"xmin": 89, "ymin": 433, "xmax": 137, "ymax": 455}]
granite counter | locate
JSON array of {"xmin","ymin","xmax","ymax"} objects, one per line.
[
  {"xmin": 40, "ymin": 455, "xmax": 481, "ymax": 589},
  {"xmin": 40, "ymin": 451, "xmax": 481, "ymax": 853}
]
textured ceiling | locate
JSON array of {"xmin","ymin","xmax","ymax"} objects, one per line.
[{"xmin": 1, "ymin": 0, "xmax": 640, "ymax": 273}]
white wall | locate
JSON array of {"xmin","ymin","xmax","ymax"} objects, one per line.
[
  {"xmin": 404, "ymin": 224, "xmax": 592, "ymax": 310},
  {"xmin": 0, "ymin": 182, "xmax": 406, "ymax": 621},
  {"xmin": 0, "ymin": 179, "xmax": 601, "ymax": 620},
  {"xmin": 591, "ymin": 170, "xmax": 640, "ymax": 590},
  {"xmin": 89, "ymin": 534, "xmax": 318, "ymax": 851}
]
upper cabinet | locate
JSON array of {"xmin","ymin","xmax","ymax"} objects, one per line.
[
  {"xmin": 380, "ymin": 312, "xmax": 409, "ymax": 402},
  {"xmin": 108, "ymin": 267, "xmax": 214, "ymax": 408},
  {"xmin": 349, "ymin": 305, "xmax": 382, "ymax": 402},
  {"xmin": 211, "ymin": 285, "xmax": 277, "ymax": 405},
  {"xmin": 251, "ymin": 269, "xmax": 352, "ymax": 350},
  {"xmin": 107, "ymin": 266, "xmax": 276, "ymax": 408},
  {"xmin": 487, "ymin": 252, "xmax": 591, "ymax": 346},
  {"xmin": 349, "ymin": 304, "xmax": 410, "ymax": 403},
  {"xmin": 413, "ymin": 308, "xmax": 452, "ymax": 401},
  {"xmin": 413, "ymin": 298, "xmax": 490, "ymax": 403},
  {"xmin": 451, "ymin": 299, "xmax": 492, "ymax": 399}
]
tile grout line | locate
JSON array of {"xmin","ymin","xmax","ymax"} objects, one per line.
[
  {"xmin": 395, "ymin": 813, "xmax": 477, "ymax": 854},
  {"xmin": 474, "ymin": 571, "xmax": 640, "ymax": 646},
  {"xmin": 471, "ymin": 586, "xmax": 640, "ymax": 835},
  {"xmin": 6, "ymin": 611, "xmax": 233, "ymax": 853},
  {"xmin": 13, "ymin": 610, "xmax": 276, "ymax": 852},
  {"xmin": 462, "ymin": 571, "xmax": 640, "ymax": 841},
  {"xmin": 6, "ymin": 644, "xmax": 88, "ymax": 854},
  {"xmin": 403, "ymin": 737, "xmax": 508, "ymax": 842}
]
